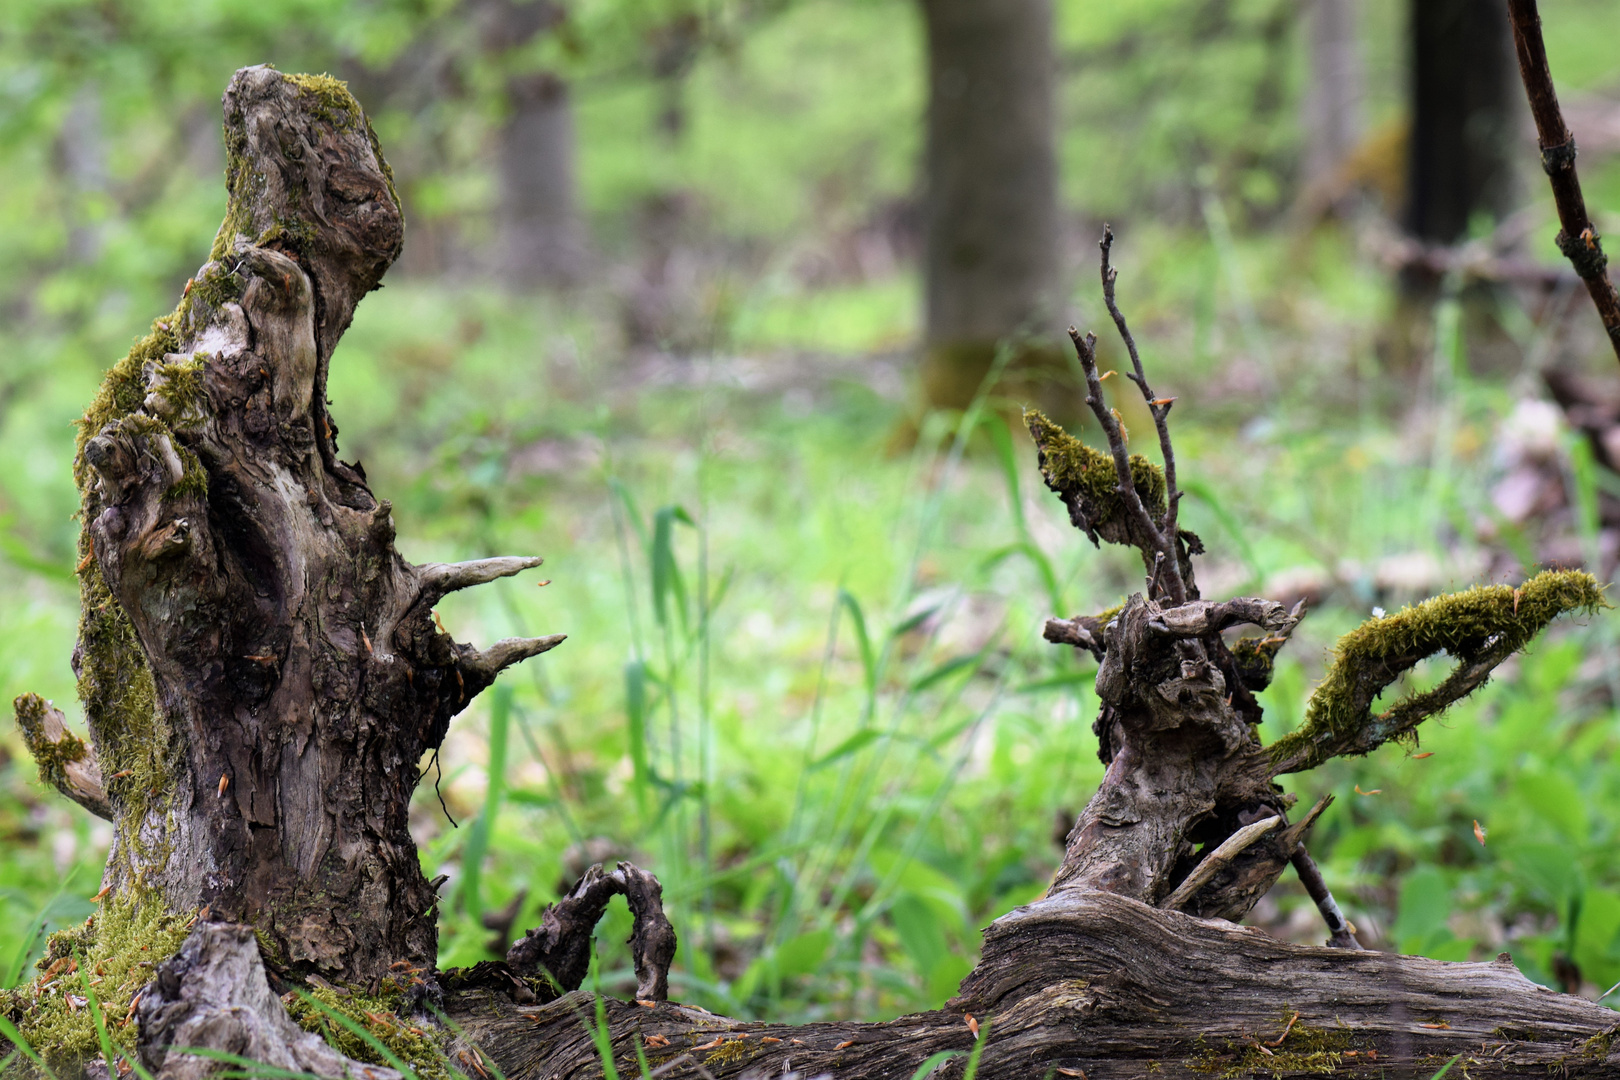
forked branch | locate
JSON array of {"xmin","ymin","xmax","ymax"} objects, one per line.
[{"xmin": 1100, "ymin": 225, "xmax": 1185, "ymax": 582}]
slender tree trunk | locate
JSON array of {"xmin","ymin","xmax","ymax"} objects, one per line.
[
  {"xmin": 918, "ymin": 0, "xmax": 1060, "ymax": 412},
  {"xmin": 1301, "ymin": 0, "xmax": 1363, "ymax": 192},
  {"xmin": 499, "ymin": 72, "xmax": 586, "ymax": 286},
  {"xmin": 1404, "ymin": 0, "xmax": 1518, "ymax": 246},
  {"xmin": 484, "ymin": 0, "xmax": 586, "ymax": 286}
]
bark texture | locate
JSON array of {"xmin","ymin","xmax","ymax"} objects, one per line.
[
  {"xmin": 60, "ymin": 66, "xmax": 561, "ymax": 989},
  {"xmin": 918, "ymin": 0, "xmax": 1061, "ymax": 412},
  {"xmin": 446, "ymin": 891, "xmax": 1620, "ymax": 1079}
]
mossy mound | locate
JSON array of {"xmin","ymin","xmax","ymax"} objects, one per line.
[
  {"xmin": 284, "ymin": 982, "xmax": 452, "ymax": 1080},
  {"xmin": 4, "ymin": 898, "xmax": 193, "ymax": 1073}
]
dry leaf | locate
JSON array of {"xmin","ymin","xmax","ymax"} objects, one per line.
[
  {"xmin": 1473, "ymin": 820, "xmax": 1487, "ymax": 846},
  {"xmin": 1413, "ymin": 752, "xmax": 1434, "ymax": 759},
  {"xmin": 965, "ymin": 1014, "xmax": 979, "ymax": 1037},
  {"xmin": 834, "ymin": 1040, "xmax": 856, "ymax": 1050},
  {"xmin": 645, "ymin": 1035, "xmax": 669, "ymax": 1048},
  {"xmin": 1354, "ymin": 784, "xmax": 1381, "ymax": 795}
]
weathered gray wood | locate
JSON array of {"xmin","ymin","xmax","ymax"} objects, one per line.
[{"xmin": 450, "ymin": 891, "xmax": 1620, "ymax": 1078}]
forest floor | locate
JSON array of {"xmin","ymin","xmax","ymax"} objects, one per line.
[{"xmin": 3, "ymin": 221, "xmax": 1620, "ymax": 1025}]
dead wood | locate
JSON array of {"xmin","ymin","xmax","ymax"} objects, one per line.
[{"xmin": 7, "ymin": 68, "xmax": 1616, "ymax": 1080}]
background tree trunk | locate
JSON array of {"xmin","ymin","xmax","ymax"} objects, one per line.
[
  {"xmin": 1404, "ymin": 0, "xmax": 1518, "ymax": 247},
  {"xmin": 483, "ymin": 0, "xmax": 586, "ymax": 287},
  {"xmin": 1301, "ymin": 0, "xmax": 1363, "ymax": 193},
  {"xmin": 918, "ymin": 0, "xmax": 1061, "ymax": 413}
]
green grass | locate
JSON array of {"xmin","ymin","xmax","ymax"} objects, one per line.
[{"xmin": 5, "ymin": 224, "xmax": 1620, "ymax": 1028}]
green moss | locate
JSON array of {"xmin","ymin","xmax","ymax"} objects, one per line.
[
  {"xmin": 13, "ymin": 693, "xmax": 88, "ymax": 796},
  {"xmin": 75, "ymin": 316, "xmax": 181, "ymax": 481},
  {"xmin": 1025, "ymin": 408, "xmax": 1166, "ymax": 529},
  {"xmin": 1186, "ymin": 1016, "xmax": 1353, "ymax": 1078},
  {"xmin": 284, "ymin": 72, "xmax": 362, "ymax": 133},
  {"xmin": 284, "ymin": 983, "xmax": 451, "ymax": 1079},
  {"xmin": 1231, "ymin": 634, "xmax": 1286, "ymax": 692},
  {"xmin": 1270, "ymin": 569, "xmax": 1606, "ymax": 771},
  {"xmin": 10, "ymin": 897, "xmax": 193, "ymax": 1073}
]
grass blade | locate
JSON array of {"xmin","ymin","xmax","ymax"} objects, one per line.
[
  {"xmin": 961, "ymin": 1016, "xmax": 992, "ymax": 1080},
  {"xmin": 908, "ymin": 1050, "xmax": 961, "ymax": 1079},
  {"xmin": 838, "ymin": 588, "xmax": 876, "ymax": 696}
]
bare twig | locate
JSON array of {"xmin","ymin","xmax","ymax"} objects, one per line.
[
  {"xmin": 1068, "ymin": 325, "xmax": 1184, "ymax": 604},
  {"xmin": 1507, "ymin": 0, "xmax": 1620, "ymax": 362},
  {"xmin": 1160, "ymin": 816, "xmax": 1280, "ymax": 912},
  {"xmin": 1100, "ymin": 225, "xmax": 1186, "ymax": 604},
  {"xmin": 1290, "ymin": 845, "xmax": 1363, "ymax": 950}
]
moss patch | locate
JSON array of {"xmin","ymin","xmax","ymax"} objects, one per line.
[
  {"xmin": 284, "ymin": 983, "xmax": 452, "ymax": 1079},
  {"xmin": 1026, "ymin": 408, "xmax": 1166, "ymax": 528},
  {"xmin": 8, "ymin": 897, "xmax": 192, "ymax": 1073},
  {"xmin": 1270, "ymin": 569, "xmax": 1606, "ymax": 771},
  {"xmin": 284, "ymin": 72, "xmax": 362, "ymax": 133},
  {"xmin": 1186, "ymin": 1015, "xmax": 1354, "ymax": 1077}
]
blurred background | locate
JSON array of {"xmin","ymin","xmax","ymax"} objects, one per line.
[{"xmin": 5, "ymin": 0, "xmax": 1620, "ymax": 1022}]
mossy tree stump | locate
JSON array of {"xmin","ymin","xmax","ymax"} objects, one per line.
[{"xmin": 8, "ymin": 69, "xmax": 1620, "ymax": 1080}]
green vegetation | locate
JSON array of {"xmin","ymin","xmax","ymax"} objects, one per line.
[{"xmin": 4, "ymin": 4, "xmax": 1620, "ymax": 1074}]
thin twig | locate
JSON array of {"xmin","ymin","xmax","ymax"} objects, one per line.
[
  {"xmin": 1068, "ymin": 326, "xmax": 1179, "ymax": 602},
  {"xmin": 1160, "ymin": 815, "xmax": 1280, "ymax": 912},
  {"xmin": 1506, "ymin": 0, "xmax": 1620, "ymax": 362},
  {"xmin": 1100, "ymin": 225, "xmax": 1187, "ymax": 606},
  {"xmin": 1290, "ymin": 844, "xmax": 1363, "ymax": 950}
]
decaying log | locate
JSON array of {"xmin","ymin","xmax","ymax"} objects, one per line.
[{"xmin": 446, "ymin": 890, "xmax": 1620, "ymax": 1079}]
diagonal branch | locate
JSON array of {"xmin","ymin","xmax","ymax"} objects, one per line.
[
  {"xmin": 1506, "ymin": 0, "xmax": 1620, "ymax": 361},
  {"xmin": 1268, "ymin": 569, "xmax": 1605, "ymax": 774},
  {"xmin": 417, "ymin": 556, "xmax": 546, "ymax": 606},
  {"xmin": 13, "ymin": 693, "xmax": 112, "ymax": 820},
  {"xmin": 461, "ymin": 635, "xmax": 568, "ymax": 682}
]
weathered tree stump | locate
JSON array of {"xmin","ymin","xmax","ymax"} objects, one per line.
[{"xmin": 7, "ymin": 68, "xmax": 1619, "ymax": 1080}]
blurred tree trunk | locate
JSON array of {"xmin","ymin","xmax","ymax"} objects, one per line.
[
  {"xmin": 1404, "ymin": 0, "xmax": 1518, "ymax": 248},
  {"xmin": 918, "ymin": 0, "xmax": 1062, "ymax": 414},
  {"xmin": 1301, "ymin": 0, "xmax": 1363, "ymax": 193},
  {"xmin": 484, "ymin": 0, "xmax": 586, "ymax": 287}
]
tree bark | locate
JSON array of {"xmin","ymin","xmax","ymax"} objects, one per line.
[
  {"xmin": 14, "ymin": 68, "xmax": 1620, "ymax": 1080},
  {"xmin": 918, "ymin": 0, "xmax": 1061, "ymax": 413},
  {"xmin": 1301, "ymin": 0, "xmax": 1363, "ymax": 191},
  {"xmin": 1404, "ymin": 0, "xmax": 1518, "ymax": 247},
  {"xmin": 63, "ymin": 65, "xmax": 561, "ymax": 990}
]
